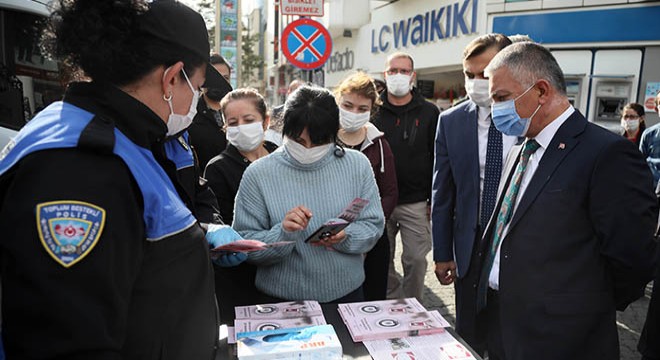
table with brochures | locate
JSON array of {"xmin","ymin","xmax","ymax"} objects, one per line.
[{"xmin": 215, "ymin": 302, "xmax": 483, "ymax": 360}]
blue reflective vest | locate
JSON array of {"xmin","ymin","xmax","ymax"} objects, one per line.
[{"xmin": 0, "ymin": 101, "xmax": 196, "ymax": 240}]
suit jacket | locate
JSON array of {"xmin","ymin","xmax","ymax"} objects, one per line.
[
  {"xmin": 479, "ymin": 110, "xmax": 658, "ymax": 360},
  {"xmin": 432, "ymin": 100, "xmax": 480, "ymax": 277}
]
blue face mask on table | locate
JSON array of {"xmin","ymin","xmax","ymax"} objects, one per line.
[{"xmin": 491, "ymin": 82, "xmax": 542, "ymax": 137}]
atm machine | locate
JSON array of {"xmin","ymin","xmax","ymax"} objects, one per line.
[
  {"xmin": 564, "ymin": 76, "xmax": 583, "ymax": 110},
  {"xmin": 591, "ymin": 78, "xmax": 633, "ymax": 133}
]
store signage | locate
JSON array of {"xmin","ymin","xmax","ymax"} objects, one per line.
[
  {"xmin": 326, "ymin": 48, "xmax": 354, "ymax": 73},
  {"xmin": 281, "ymin": 0, "xmax": 324, "ymax": 17},
  {"xmin": 370, "ymin": 0, "xmax": 478, "ymax": 54}
]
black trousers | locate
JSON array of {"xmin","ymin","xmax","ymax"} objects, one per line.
[
  {"xmin": 484, "ymin": 289, "xmax": 506, "ymax": 360},
  {"xmin": 639, "ymin": 277, "xmax": 660, "ymax": 360},
  {"xmin": 454, "ymin": 230, "xmax": 487, "ymax": 356},
  {"xmin": 363, "ymin": 232, "xmax": 390, "ymax": 301}
]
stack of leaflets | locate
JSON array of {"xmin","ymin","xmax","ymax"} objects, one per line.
[
  {"xmin": 337, "ymin": 298, "xmax": 451, "ymax": 342},
  {"xmin": 362, "ymin": 331, "xmax": 477, "ymax": 360},
  {"xmin": 236, "ymin": 324, "xmax": 342, "ymax": 360},
  {"xmin": 234, "ymin": 301, "xmax": 327, "ymax": 335}
]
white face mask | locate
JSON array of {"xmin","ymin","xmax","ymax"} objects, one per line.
[
  {"xmin": 386, "ymin": 73, "xmax": 412, "ymax": 97},
  {"xmin": 165, "ymin": 68, "xmax": 199, "ymax": 136},
  {"xmin": 339, "ymin": 107, "xmax": 371, "ymax": 133},
  {"xmin": 465, "ymin": 78, "xmax": 491, "ymax": 108},
  {"xmin": 283, "ymin": 137, "xmax": 333, "ymax": 164},
  {"xmin": 622, "ymin": 119, "xmax": 640, "ymax": 133},
  {"xmin": 226, "ymin": 122, "xmax": 265, "ymax": 152}
]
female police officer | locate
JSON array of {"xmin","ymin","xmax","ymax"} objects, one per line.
[{"xmin": 0, "ymin": 1, "xmax": 225, "ymax": 358}]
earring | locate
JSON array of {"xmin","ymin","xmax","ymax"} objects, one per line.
[{"xmin": 163, "ymin": 93, "xmax": 172, "ymax": 102}]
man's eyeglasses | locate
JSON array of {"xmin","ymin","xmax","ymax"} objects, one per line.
[{"xmin": 386, "ymin": 68, "xmax": 413, "ymax": 76}]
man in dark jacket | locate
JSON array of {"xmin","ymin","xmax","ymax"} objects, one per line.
[
  {"xmin": 372, "ymin": 52, "xmax": 439, "ymax": 301},
  {"xmin": 188, "ymin": 54, "xmax": 231, "ymax": 169}
]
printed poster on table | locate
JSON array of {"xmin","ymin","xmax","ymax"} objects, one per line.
[
  {"xmin": 363, "ymin": 332, "xmax": 476, "ymax": 360},
  {"xmin": 645, "ymin": 82, "xmax": 660, "ymax": 112}
]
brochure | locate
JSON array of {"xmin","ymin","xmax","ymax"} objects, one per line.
[
  {"xmin": 305, "ymin": 198, "xmax": 369, "ymax": 243},
  {"xmin": 235, "ymin": 315, "xmax": 327, "ymax": 335},
  {"xmin": 211, "ymin": 239, "xmax": 294, "ymax": 253},
  {"xmin": 235, "ymin": 300, "xmax": 324, "ymax": 320},
  {"xmin": 363, "ymin": 332, "xmax": 476, "ymax": 360},
  {"xmin": 338, "ymin": 298, "xmax": 450, "ymax": 342}
]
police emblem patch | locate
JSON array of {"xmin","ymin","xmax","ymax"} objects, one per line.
[{"xmin": 36, "ymin": 201, "xmax": 106, "ymax": 268}]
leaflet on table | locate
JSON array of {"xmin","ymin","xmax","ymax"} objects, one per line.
[
  {"xmin": 235, "ymin": 315, "xmax": 327, "ymax": 336},
  {"xmin": 337, "ymin": 298, "xmax": 427, "ymax": 317},
  {"xmin": 237, "ymin": 324, "xmax": 342, "ymax": 360},
  {"xmin": 338, "ymin": 298, "xmax": 450, "ymax": 342},
  {"xmin": 235, "ymin": 300, "xmax": 324, "ymax": 319},
  {"xmin": 363, "ymin": 332, "xmax": 476, "ymax": 360},
  {"xmin": 211, "ymin": 239, "xmax": 294, "ymax": 253}
]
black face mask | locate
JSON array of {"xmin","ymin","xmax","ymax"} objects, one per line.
[{"xmin": 205, "ymin": 88, "xmax": 227, "ymax": 102}]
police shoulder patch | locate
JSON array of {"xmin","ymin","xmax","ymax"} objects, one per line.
[{"xmin": 36, "ymin": 200, "xmax": 106, "ymax": 268}]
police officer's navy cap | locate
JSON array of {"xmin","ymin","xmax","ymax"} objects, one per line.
[{"xmin": 140, "ymin": 0, "xmax": 231, "ymax": 92}]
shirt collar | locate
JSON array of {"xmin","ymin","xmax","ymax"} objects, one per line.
[
  {"xmin": 63, "ymin": 81, "xmax": 167, "ymax": 149},
  {"xmin": 532, "ymin": 106, "xmax": 575, "ymax": 150}
]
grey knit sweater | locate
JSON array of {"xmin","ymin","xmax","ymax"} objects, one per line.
[{"xmin": 233, "ymin": 146, "xmax": 385, "ymax": 302}]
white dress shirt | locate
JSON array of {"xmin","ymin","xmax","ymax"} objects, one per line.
[
  {"xmin": 488, "ymin": 106, "xmax": 575, "ymax": 290},
  {"xmin": 477, "ymin": 106, "xmax": 518, "ymax": 201}
]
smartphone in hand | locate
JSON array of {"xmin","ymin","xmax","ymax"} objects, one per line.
[{"xmin": 304, "ymin": 220, "xmax": 349, "ymax": 243}]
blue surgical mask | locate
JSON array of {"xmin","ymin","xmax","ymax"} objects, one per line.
[{"xmin": 491, "ymin": 83, "xmax": 542, "ymax": 137}]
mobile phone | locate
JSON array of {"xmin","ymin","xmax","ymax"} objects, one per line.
[{"xmin": 304, "ymin": 221, "xmax": 349, "ymax": 243}]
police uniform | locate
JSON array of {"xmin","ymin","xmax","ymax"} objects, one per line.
[
  {"xmin": 164, "ymin": 130, "xmax": 221, "ymax": 224},
  {"xmin": 0, "ymin": 81, "xmax": 218, "ymax": 359}
]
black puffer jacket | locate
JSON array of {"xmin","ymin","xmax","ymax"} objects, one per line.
[{"xmin": 373, "ymin": 89, "xmax": 439, "ymax": 204}]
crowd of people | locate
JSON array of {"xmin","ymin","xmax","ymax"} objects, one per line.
[{"xmin": 0, "ymin": 1, "xmax": 658, "ymax": 359}]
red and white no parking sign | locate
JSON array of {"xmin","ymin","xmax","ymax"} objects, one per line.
[{"xmin": 281, "ymin": 18, "xmax": 332, "ymax": 70}]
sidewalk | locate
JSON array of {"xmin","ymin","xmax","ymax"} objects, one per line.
[{"xmin": 390, "ymin": 239, "xmax": 651, "ymax": 360}]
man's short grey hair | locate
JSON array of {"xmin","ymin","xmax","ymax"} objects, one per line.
[
  {"xmin": 485, "ymin": 42, "xmax": 566, "ymax": 96},
  {"xmin": 508, "ymin": 34, "xmax": 534, "ymax": 44}
]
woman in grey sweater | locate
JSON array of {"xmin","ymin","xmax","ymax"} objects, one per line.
[{"xmin": 233, "ymin": 86, "xmax": 385, "ymax": 303}]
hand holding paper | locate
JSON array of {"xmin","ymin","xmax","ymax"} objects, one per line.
[
  {"xmin": 305, "ymin": 198, "xmax": 369, "ymax": 244},
  {"xmin": 205, "ymin": 224, "xmax": 243, "ymax": 248}
]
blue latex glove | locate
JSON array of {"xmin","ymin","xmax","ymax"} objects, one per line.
[
  {"xmin": 206, "ymin": 224, "xmax": 248, "ymax": 267},
  {"xmin": 205, "ymin": 224, "xmax": 243, "ymax": 248},
  {"xmin": 214, "ymin": 252, "xmax": 248, "ymax": 267}
]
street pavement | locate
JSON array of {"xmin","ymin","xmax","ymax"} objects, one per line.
[{"xmin": 389, "ymin": 237, "xmax": 651, "ymax": 360}]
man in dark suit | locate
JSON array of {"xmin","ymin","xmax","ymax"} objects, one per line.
[
  {"xmin": 477, "ymin": 42, "xmax": 657, "ymax": 360},
  {"xmin": 431, "ymin": 33, "xmax": 513, "ymax": 354}
]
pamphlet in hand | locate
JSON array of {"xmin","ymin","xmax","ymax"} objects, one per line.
[
  {"xmin": 305, "ymin": 198, "xmax": 370, "ymax": 243},
  {"xmin": 211, "ymin": 239, "xmax": 294, "ymax": 253}
]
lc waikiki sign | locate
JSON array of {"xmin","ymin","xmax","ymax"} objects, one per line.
[{"xmin": 371, "ymin": 0, "xmax": 478, "ymax": 54}]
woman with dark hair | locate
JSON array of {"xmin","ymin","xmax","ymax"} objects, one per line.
[
  {"xmin": 188, "ymin": 53, "xmax": 233, "ymax": 169},
  {"xmin": 621, "ymin": 102, "xmax": 646, "ymax": 146},
  {"xmin": 232, "ymin": 86, "xmax": 385, "ymax": 303},
  {"xmin": 204, "ymin": 88, "xmax": 277, "ymax": 320},
  {"xmin": 334, "ymin": 72, "xmax": 398, "ymax": 300},
  {"xmin": 0, "ymin": 0, "xmax": 224, "ymax": 358}
]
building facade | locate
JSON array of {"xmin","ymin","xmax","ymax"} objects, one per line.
[{"xmin": 489, "ymin": 0, "xmax": 660, "ymax": 128}]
